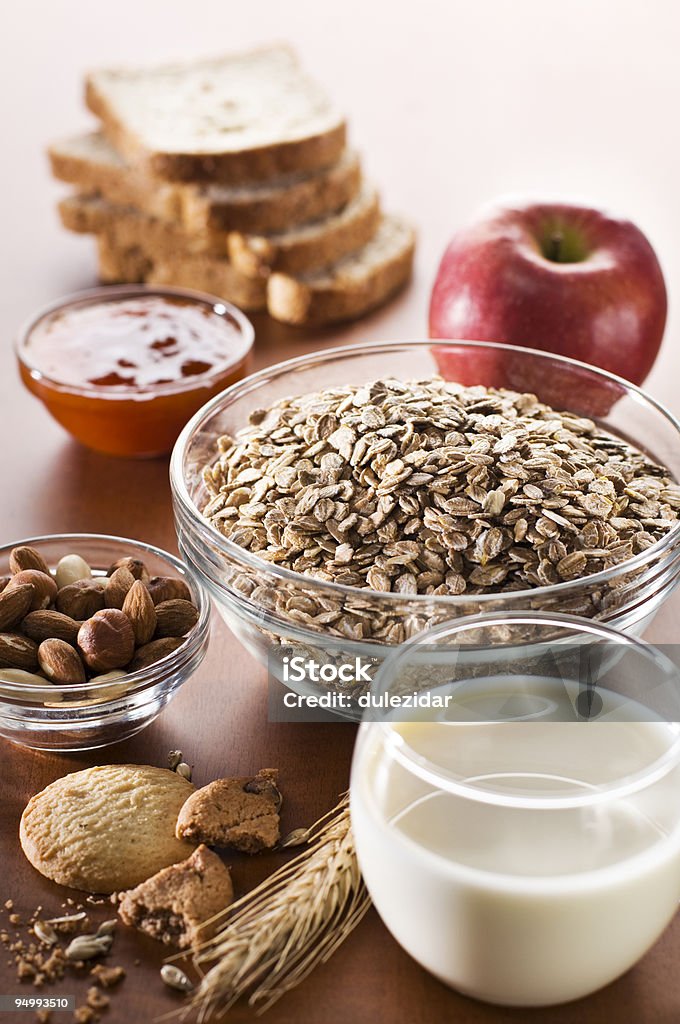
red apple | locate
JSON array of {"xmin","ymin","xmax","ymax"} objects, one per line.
[{"xmin": 429, "ymin": 199, "xmax": 667, "ymax": 386}]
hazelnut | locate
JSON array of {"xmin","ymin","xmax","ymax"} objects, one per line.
[
  {"xmin": 154, "ymin": 599, "xmax": 199, "ymax": 638},
  {"xmin": 56, "ymin": 580, "xmax": 105, "ymax": 620},
  {"xmin": 146, "ymin": 576, "xmax": 192, "ymax": 605},
  {"xmin": 6, "ymin": 570, "xmax": 57, "ymax": 611},
  {"xmin": 77, "ymin": 609, "xmax": 135, "ymax": 672},
  {"xmin": 128, "ymin": 637, "xmax": 184, "ymax": 671},
  {"xmin": 107, "ymin": 557, "xmax": 149, "ymax": 583}
]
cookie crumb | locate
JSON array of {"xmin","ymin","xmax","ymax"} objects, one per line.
[
  {"xmin": 5, "ymin": 899, "xmax": 14, "ymax": 910},
  {"xmin": 86, "ymin": 987, "xmax": 109, "ymax": 1010},
  {"xmin": 35, "ymin": 1010, "xmax": 51, "ymax": 1023},
  {"xmin": 73, "ymin": 1007, "xmax": 97, "ymax": 1024},
  {"xmin": 90, "ymin": 964, "xmax": 125, "ymax": 987},
  {"xmin": 17, "ymin": 956, "xmax": 36, "ymax": 979},
  {"xmin": 9, "ymin": 913, "xmax": 22, "ymax": 925}
]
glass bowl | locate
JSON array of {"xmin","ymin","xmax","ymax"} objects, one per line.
[
  {"xmin": 16, "ymin": 285, "xmax": 254, "ymax": 458},
  {"xmin": 170, "ymin": 340, "xmax": 680, "ymax": 709},
  {"xmin": 0, "ymin": 534, "xmax": 210, "ymax": 751},
  {"xmin": 351, "ymin": 611, "xmax": 680, "ymax": 1006}
]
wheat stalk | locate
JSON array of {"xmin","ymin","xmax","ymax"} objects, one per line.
[{"xmin": 188, "ymin": 793, "xmax": 371, "ymax": 1019}]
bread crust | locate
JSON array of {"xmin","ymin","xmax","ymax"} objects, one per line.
[
  {"xmin": 94, "ymin": 216, "xmax": 414, "ymax": 325},
  {"xmin": 267, "ymin": 217, "xmax": 416, "ymax": 326},
  {"xmin": 60, "ymin": 191, "xmax": 381, "ymax": 280},
  {"xmin": 61, "ymin": 197, "xmax": 267, "ymax": 310},
  {"xmin": 95, "ymin": 234, "xmax": 267, "ymax": 312},
  {"xmin": 84, "ymin": 50, "xmax": 347, "ymax": 185},
  {"xmin": 227, "ymin": 186, "xmax": 381, "ymax": 277},
  {"xmin": 50, "ymin": 134, "xmax": 362, "ymax": 234}
]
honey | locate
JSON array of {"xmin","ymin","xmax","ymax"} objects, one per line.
[{"xmin": 17, "ymin": 287, "xmax": 254, "ymax": 457}]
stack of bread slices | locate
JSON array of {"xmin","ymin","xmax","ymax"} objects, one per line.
[{"xmin": 49, "ymin": 45, "xmax": 416, "ymax": 328}]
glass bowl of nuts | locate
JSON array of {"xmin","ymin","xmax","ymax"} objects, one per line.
[
  {"xmin": 0, "ymin": 534, "xmax": 210, "ymax": 751},
  {"xmin": 171, "ymin": 340, "xmax": 680, "ymax": 708}
]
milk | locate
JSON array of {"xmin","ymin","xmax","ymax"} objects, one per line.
[{"xmin": 350, "ymin": 679, "xmax": 680, "ymax": 1006}]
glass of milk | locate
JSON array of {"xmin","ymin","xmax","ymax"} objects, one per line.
[{"xmin": 350, "ymin": 611, "xmax": 680, "ymax": 1007}]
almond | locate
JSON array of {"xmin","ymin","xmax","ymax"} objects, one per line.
[
  {"xmin": 122, "ymin": 580, "xmax": 157, "ymax": 645},
  {"xmin": 0, "ymin": 632, "xmax": 39, "ymax": 671},
  {"xmin": 0, "ymin": 584, "xmax": 35, "ymax": 630},
  {"xmin": 38, "ymin": 638, "xmax": 86, "ymax": 684},
  {"xmin": 22, "ymin": 610, "xmax": 81, "ymax": 645},
  {"xmin": 9, "ymin": 545, "xmax": 50, "ymax": 576},
  {"xmin": 55, "ymin": 554, "xmax": 92, "ymax": 589},
  {"xmin": 128, "ymin": 637, "xmax": 185, "ymax": 672},
  {"xmin": 107, "ymin": 557, "xmax": 149, "ymax": 583},
  {"xmin": 89, "ymin": 669, "xmax": 127, "ymax": 683},
  {"xmin": 0, "ymin": 667, "xmax": 50, "ymax": 687},
  {"xmin": 0, "ymin": 576, "xmax": 10, "ymax": 594},
  {"xmin": 56, "ymin": 579, "xmax": 105, "ymax": 620},
  {"xmin": 154, "ymin": 599, "xmax": 199, "ymax": 638},
  {"xmin": 104, "ymin": 567, "xmax": 136, "ymax": 610},
  {"xmin": 6, "ymin": 570, "xmax": 57, "ymax": 611},
  {"xmin": 77, "ymin": 609, "xmax": 135, "ymax": 672},
  {"xmin": 147, "ymin": 575, "xmax": 192, "ymax": 605}
]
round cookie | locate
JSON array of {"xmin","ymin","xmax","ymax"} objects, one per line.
[{"xmin": 20, "ymin": 764, "xmax": 197, "ymax": 893}]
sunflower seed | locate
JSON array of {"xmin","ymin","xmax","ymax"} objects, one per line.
[
  {"xmin": 65, "ymin": 934, "xmax": 112, "ymax": 961},
  {"xmin": 160, "ymin": 964, "xmax": 194, "ymax": 992},
  {"xmin": 33, "ymin": 920, "xmax": 58, "ymax": 945}
]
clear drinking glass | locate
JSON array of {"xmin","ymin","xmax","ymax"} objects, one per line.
[{"xmin": 350, "ymin": 611, "xmax": 680, "ymax": 1007}]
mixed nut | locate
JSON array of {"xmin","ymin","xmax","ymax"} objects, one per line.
[{"xmin": 0, "ymin": 546, "xmax": 199, "ymax": 692}]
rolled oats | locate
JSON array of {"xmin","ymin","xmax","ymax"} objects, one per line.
[{"xmin": 200, "ymin": 377, "xmax": 680, "ymax": 649}]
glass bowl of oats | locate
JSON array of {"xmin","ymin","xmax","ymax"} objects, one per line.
[
  {"xmin": 0, "ymin": 534, "xmax": 211, "ymax": 751},
  {"xmin": 171, "ymin": 340, "xmax": 680, "ymax": 705}
]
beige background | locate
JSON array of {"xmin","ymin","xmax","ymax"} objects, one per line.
[{"xmin": 1, "ymin": 2, "xmax": 680, "ymax": 1021}]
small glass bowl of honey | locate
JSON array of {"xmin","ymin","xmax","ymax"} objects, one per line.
[{"xmin": 16, "ymin": 285, "xmax": 255, "ymax": 457}]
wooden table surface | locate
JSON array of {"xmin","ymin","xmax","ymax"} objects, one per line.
[{"xmin": 3, "ymin": 2, "xmax": 680, "ymax": 1021}]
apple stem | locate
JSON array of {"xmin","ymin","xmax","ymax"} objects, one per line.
[{"xmin": 548, "ymin": 232, "xmax": 564, "ymax": 262}]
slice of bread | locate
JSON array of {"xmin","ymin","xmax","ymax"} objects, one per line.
[
  {"xmin": 49, "ymin": 133, "xmax": 362, "ymax": 234},
  {"xmin": 97, "ymin": 217, "xmax": 412, "ymax": 327},
  {"xmin": 59, "ymin": 194, "xmax": 227, "ymax": 257},
  {"xmin": 267, "ymin": 216, "xmax": 415, "ymax": 326},
  {"xmin": 227, "ymin": 183, "xmax": 381, "ymax": 277},
  {"xmin": 85, "ymin": 45, "xmax": 346, "ymax": 183},
  {"xmin": 96, "ymin": 234, "xmax": 267, "ymax": 312},
  {"xmin": 60, "ymin": 189, "xmax": 381, "ymax": 277},
  {"xmin": 97, "ymin": 235, "xmax": 151, "ymax": 284}
]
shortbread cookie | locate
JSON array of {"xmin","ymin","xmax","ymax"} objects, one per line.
[
  {"xmin": 118, "ymin": 844, "xmax": 233, "ymax": 949},
  {"xmin": 20, "ymin": 764, "xmax": 197, "ymax": 893},
  {"xmin": 176, "ymin": 769, "xmax": 281, "ymax": 853}
]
